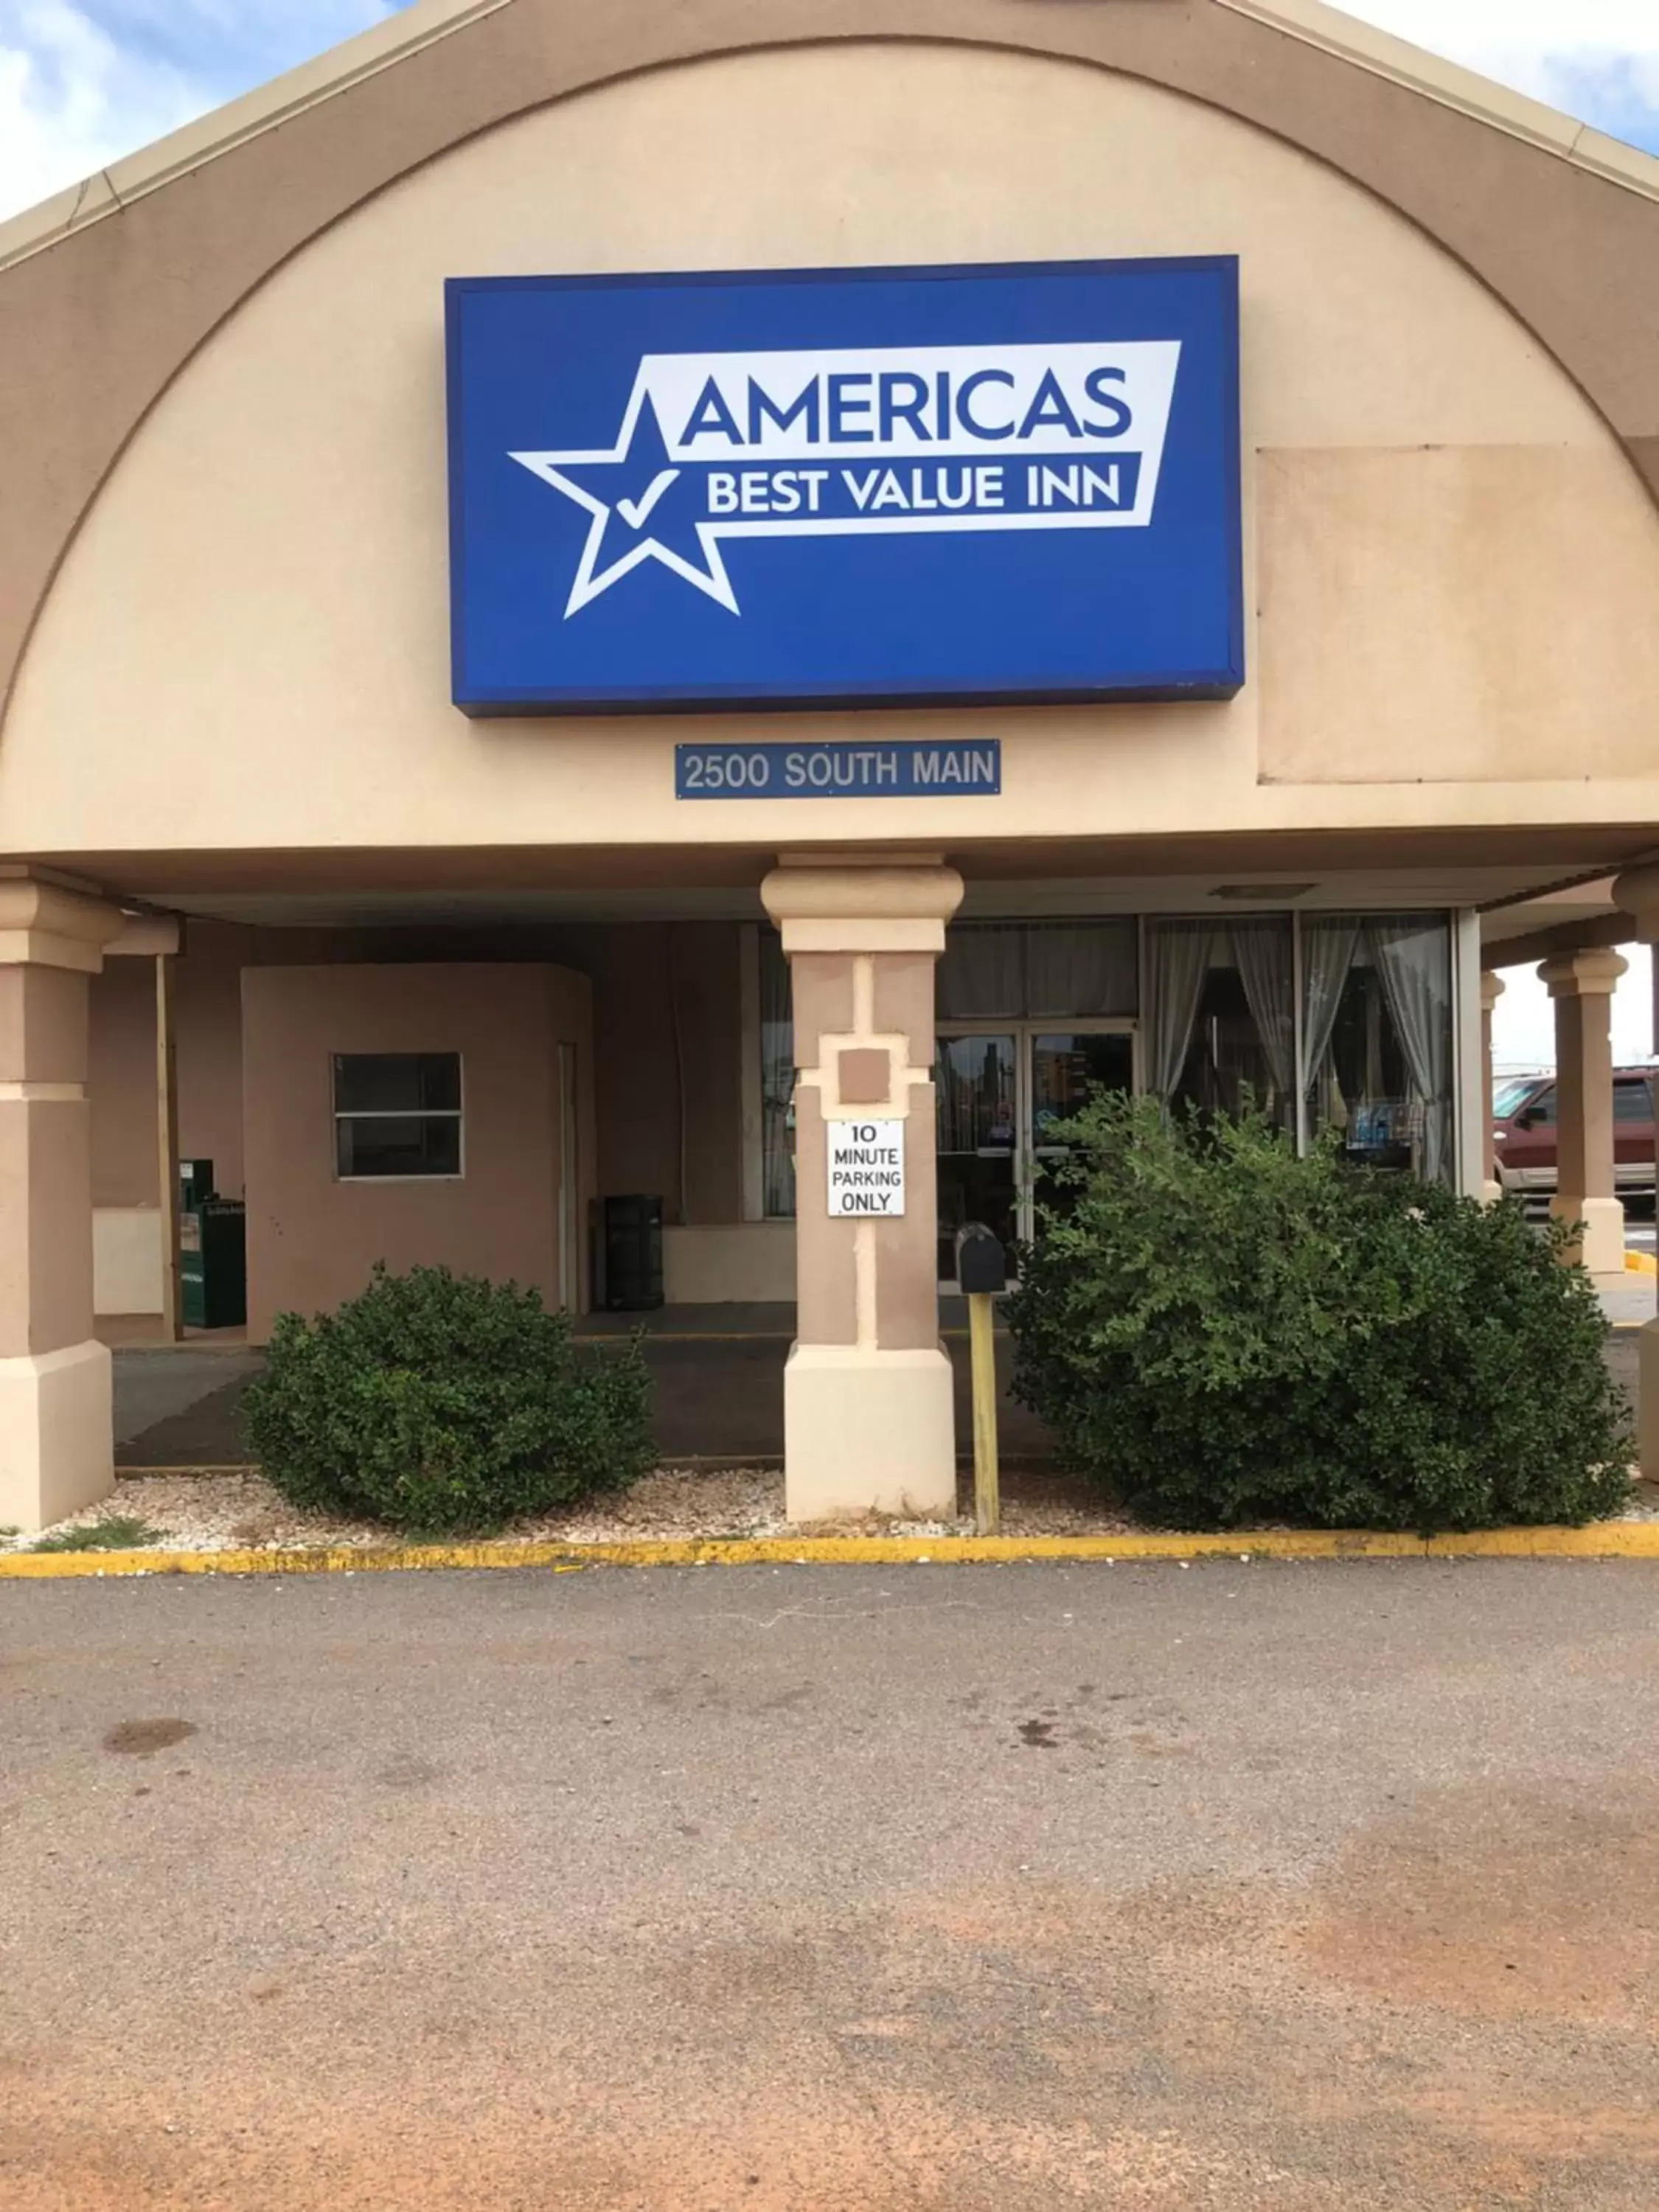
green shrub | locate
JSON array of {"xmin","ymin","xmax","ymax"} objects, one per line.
[
  {"xmin": 1006, "ymin": 1093, "xmax": 1632, "ymax": 1533},
  {"xmin": 243, "ymin": 1263, "xmax": 655, "ymax": 1535}
]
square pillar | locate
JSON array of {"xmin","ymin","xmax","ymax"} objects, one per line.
[
  {"xmin": 0, "ymin": 876, "xmax": 126, "ymax": 1531},
  {"xmin": 1538, "ymin": 947, "xmax": 1627, "ymax": 1281},
  {"xmin": 1480, "ymin": 970, "xmax": 1504, "ymax": 1205},
  {"xmin": 761, "ymin": 858, "xmax": 963, "ymax": 1523}
]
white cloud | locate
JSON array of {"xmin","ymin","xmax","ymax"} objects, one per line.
[
  {"xmin": 0, "ymin": 1, "xmax": 205, "ymax": 217},
  {"xmin": 1349, "ymin": 0, "xmax": 1659, "ymax": 72},
  {"xmin": 0, "ymin": 1, "xmax": 395, "ymax": 222},
  {"xmin": 1342, "ymin": 1, "xmax": 1659, "ymax": 145}
]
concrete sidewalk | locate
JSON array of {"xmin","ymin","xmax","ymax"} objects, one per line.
[
  {"xmin": 111, "ymin": 1311, "xmax": 1059, "ymax": 1469},
  {"xmin": 2, "ymin": 1562, "xmax": 1656, "ymax": 2208},
  {"xmin": 111, "ymin": 1287, "xmax": 1650, "ymax": 1471}
]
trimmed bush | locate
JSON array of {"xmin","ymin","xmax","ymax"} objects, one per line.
[
  {"xmin": 243, "ymin": 1263, "xmax": 655, "ymax": 1534},
  {"xmin": 1006, "ymin": 1093, "xmax": 1632, "ymax": 1533}
]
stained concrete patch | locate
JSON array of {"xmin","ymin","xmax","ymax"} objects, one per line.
[
  {"xmin": 100, "ymin": 1719, "xmax": 197, "ymax": 1757},
  {"xmin": 1305, "ymin": 1786, "xmax": 1659, "ymax": 2025}
]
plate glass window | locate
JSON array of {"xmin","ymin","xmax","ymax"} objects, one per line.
[{"xmin": 333, "ymin": 1053, "xmax": 462, "ymax": 1180}]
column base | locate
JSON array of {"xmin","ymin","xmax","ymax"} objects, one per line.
[
  {"xmin": 1548, "ymin": 1193, "xmax": 1625, "ymax": 1280},
  {"xmin": 0, "ymin": 1340, "xmax": 114, "ymax": 1534},
  {"xmin": 783, "ymin": 1342, "xmax": 956, "ymax": 1524},
  {"xmin": 1480, "ymin": 1178, "xmax": 1504, "ymax": 1206}
]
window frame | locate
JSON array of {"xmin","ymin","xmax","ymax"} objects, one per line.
[{"xmin": 331, "ymin": 1051, "xmax": 465, "ymax": 1183}]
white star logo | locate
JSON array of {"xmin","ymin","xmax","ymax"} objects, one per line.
[{"xmin": 509, "ymin": 394, "xmax": 738, "ymax": 619}]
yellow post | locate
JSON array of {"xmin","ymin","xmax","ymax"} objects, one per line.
[{"xmin": 968, "ymin": 1289, "xmax": 1001, "ymax": 1536}]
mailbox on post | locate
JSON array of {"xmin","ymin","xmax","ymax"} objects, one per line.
[
  {"xmin": 954, "ymin": 1223, "xmax": 1006, "ymax": 1534},
  {"xmin": 954, "ymin": 1222, "xmax": 1008, "ymax": 1297}
]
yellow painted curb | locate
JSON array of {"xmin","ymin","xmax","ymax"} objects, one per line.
[
  {"xmin": 1627, "ymin": 1249, "xmax": 1658, "ymax": 1276},
  {"xmin": 4, "ymin": 1523, "xmax": 1659, "ymax": 1578}
]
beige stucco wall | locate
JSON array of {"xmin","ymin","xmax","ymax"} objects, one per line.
[
  {"xmin": 240, "ymin": 961, "xmax": 591, "ymax": 1340},
  {"xmin": 148, "ymin": 917, "xmax": 741, "ymax": 1228},
  {"xmin": 4, "ymin": 42, "xmax": 1659, "ymax": 865},
  {"xmin": 88, "ymin": 959, "xmax": 158, "ymax": 1207},
  {"xmin": 566, "ymin": 922, "xmax": 743, "ymax": 1226},
  {"xmin": 664, "ymin": 1222, "xmax": 796, "ymax": 1304}
]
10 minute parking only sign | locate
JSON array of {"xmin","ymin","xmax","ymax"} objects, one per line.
[{"xmin": 827, "ymin": 1121, "xmax": 906, "ymax": 1217}]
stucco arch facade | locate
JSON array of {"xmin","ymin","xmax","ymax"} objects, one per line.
[
  {"xmin": 4, "ymin": 41, "xmax": 1659, "ymax": 869},
  {"xmin": 2, "ymin": 3, "xmax": 1659, "ymax": 1530}
]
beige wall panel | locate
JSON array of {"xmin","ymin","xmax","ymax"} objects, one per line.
[
  {"xmin": 663, "ymin": 1222, "xmax": 796, "ymax": 1304},
  {"xmin": 5, "ymin": 44, "xmax": 1654, "ymax": 859},
  {"xmin": 1259, "ymin": 445, "xmax": 1659, "ymax": 784},
  {"xmin": 93, "ymin": 1207, "xmax": 164, "ymax": 1316},
  {"xmin": 241, "ymin": 962, "xmax": 568, "ymax": 1340},
  {"xmin": 88, "ymin": 959, "xmax": 160, "ymax": 1207}
]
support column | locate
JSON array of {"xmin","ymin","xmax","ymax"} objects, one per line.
[
  {"xmin": 761, "ymin": 857, "xmax": 963, "ymax": 1523},
  {"xmin": 0, "ymin": 876, "xmax": 125, "ymax": 1532},
  {"xmin": 1613, "ymin": 869, "xmax": 1659, "ymax": 1482},
  {"xmin": 1539, "ymin": 947, "xmax": 1627, "ymax": 1281},
  {"xmin": 1480, "ymin": 970, "xmax": 1505, "ymax": 1205}
]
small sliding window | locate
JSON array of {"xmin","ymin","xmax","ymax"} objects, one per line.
[{"xmin": 333, "ymin": 1053, "xmax": 462, "ymax": 1180}]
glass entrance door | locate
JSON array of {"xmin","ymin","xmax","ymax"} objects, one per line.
[
  {"xmin": 1029, "ymin": 1029, "xmax": 1135, "ymax": 1228},
  {"xmin": 936, "ymin": 1024, "xmax": 1135, "ymax": 1279},
  {"xmin": 934, "ymin": 1032, "xmax": 1020, "ymax": 1282}
]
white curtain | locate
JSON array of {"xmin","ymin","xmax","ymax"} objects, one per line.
[
  {"xmin": 759, "ymin": 930, "xmax": 796, "ymax": 1218},
  {"xmin": 1368, "ymin": 919, "xmax": 1453, "ymax": 1185},
  {"xmin": 1146, "ymin": 922, "xmax": 1215, "ymax": 1099},
  {"xmin": 1301, "ymin": 918, "xmax": 1360, "ymax": 1127},
  {"xmin": 937, "ymin": 925, "xmax": 1024, "ymax": 1019},
  {"xmin": 1231, "ymin": 920, "xmax": 1295, "ymax": 1107},
  {"xmin": 1026, "ymin": 923, "xmax": 1138, "ymax": 1017}
]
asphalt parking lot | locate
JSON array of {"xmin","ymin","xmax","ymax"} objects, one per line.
[{"xmin": 3, "ymin": 1561, "xmax": 1657, "ymax": 2209}]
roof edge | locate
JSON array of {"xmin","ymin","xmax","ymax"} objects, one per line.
[
  {"xmin": 0, "ymin": 0, "xmax": 1656, "ymax": 279},
  {"xmin": 1216, "ymin": 0, "xmax": 1659, "ymax": 197},
  {"xmin": 3, "ymin": 0, "xmax": 1659, "ymax": 281},
  {"xmin": 0, "ymin": 0, "xmax": 512, "ymax": 277}
]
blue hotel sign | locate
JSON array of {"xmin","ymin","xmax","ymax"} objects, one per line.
[{"xmin": 445, "ymin": 257, "xmax": 1242, "ymax": 715}]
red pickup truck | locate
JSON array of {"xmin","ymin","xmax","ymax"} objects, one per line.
[{"xmin": 1492, "ymin": 1068, "xmax": 1655, "ymax": 1198}]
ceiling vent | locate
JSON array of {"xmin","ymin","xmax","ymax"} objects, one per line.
[{"xmin": 1210, "ymin": 883, "xmax": 1319, "ymax": 902}]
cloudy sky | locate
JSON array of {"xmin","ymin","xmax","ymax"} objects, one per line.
[
  {"xmin": 0, "ymin": 0, "xmax": 1651, "ymax": 1066},
  {"xmin": 3, "ymin": 0, "xmax": 1658, "ymax": 223}
]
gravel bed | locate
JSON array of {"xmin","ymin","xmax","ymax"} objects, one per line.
[
  {"xmin": 0, "ymin": 1464, "xmax": 1130, "ymax": 1553},
  {"xmin": 2, "ymin": 1467, "xmax": 1650, "ymax": 1554}
]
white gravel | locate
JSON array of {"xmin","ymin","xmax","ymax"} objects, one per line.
[
  {"xmin": 1, "ymin": 1466, "xmax": 1647, "ymax": 1554},
  {"xmin": 0, "ymin": 1464, "xmax": 1131, "ymax": 1553}
]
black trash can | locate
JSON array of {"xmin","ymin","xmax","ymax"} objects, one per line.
[
  {"xmin": 594, "ymin": 1194, "xmax": 664, "ymax": 1312},
  {"xmin": 180, "ymin": 1198, "xmax": 247, "ymax": 1329}
]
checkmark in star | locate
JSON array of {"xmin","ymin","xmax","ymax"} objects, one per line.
[
  {"xmin": 616, "ymin": 469, "xmax": 680, "ymax": 531},
  {"xmin": 511, "ymin": 394, "xmax": 738, "ymax": 616}
]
